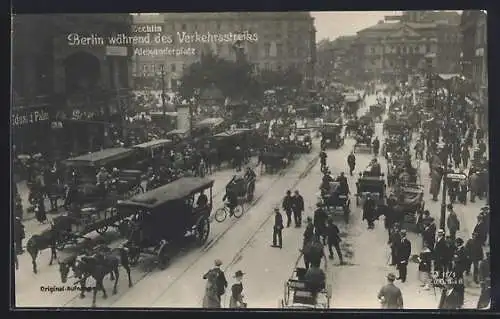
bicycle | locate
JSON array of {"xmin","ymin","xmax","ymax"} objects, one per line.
[{"xmin": 214, "ymin": 204, "xmax": 244, "ymax": 222}]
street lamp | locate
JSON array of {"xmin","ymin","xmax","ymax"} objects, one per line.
[
  {"xmin": 158, "ymin": 64, "xmax": 167, "ymax": 119},
  {"xmin": 435, "ymin": 73, "xmax": 463, "ymax": 231}
]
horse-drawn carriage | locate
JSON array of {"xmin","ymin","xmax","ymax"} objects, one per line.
[
  {"xmin": 388, "ymin": 184, "xmax": 425, "ymax": 232},
  {"xmin": 369, "ymin": 103, "xmax": 385, "ymax": 120},
  {"xmin": 62, "ymin": 148, "xmax": 144, "ymax": 205},
  {"xmin": 383, "ymin": 118, "xmax": 410, "ymax": 137},
  {"xmin": 355, "ymin": 171, "xmax": 386, "ymax": 207},
  {"xmin": 353, "ymin": 132, "xmax": 372, "ymax": 154},
  {"xmin": 118, "ymin": 177, "xmax": 214, "ymax": 269},
  {"xmin": 294, "ymin": 128, "xmax": 313, "ymax": 153},
  {"xmin": 132, "ymin": 139, "xmax": 175, "ymax": 171},
  {"xmin": 320, "ymin": 123, "xmax": 344, "ymax": 149},
  {"xmin": 320, "ymin": 181, "xmax": 350, "ymax": 222},
  {"xmin": 226, "ymin": 174, "xmax": 256, "ymax": 204},
  {"xmin": 343, "ymin": 94, "xmax": 362, "ymax": 118},
  {"xmin": 279, "ymin": 263, "xmax": 331, "ymax": 308},
  {"xmin": 211, "ymin": 129, "xmax": 252, "ymax": 166}
]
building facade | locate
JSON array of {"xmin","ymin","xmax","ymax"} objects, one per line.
[
  {"xmin": 131, "ymin": 12, "xmax": 316, "ymax": 91},
  {"xmin": 460, "ymin": 10, "xmax": 487, "ymax": 128},
  {"xmin": 316, "ymin": 36, "xmax": 357, "ymax": 82},
  {"xmin": 352, "ymin": 11, "xmax": 461, "ymax": 84},
  {"xmin": 12, "ymin": 14, "xmax": 132, "ymax": 156}
]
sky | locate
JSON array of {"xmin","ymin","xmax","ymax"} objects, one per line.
[{"xmin": 311, "ymin": 11, "xmax": 400, "ymax": 41}]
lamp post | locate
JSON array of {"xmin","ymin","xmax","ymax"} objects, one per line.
[{"xmin": 158, "ymin": 64, "xmax": 167, "ymax": 119}]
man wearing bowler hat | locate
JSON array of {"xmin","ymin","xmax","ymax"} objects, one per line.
[
  {"xmin": 395, "ymin": 229, "xmax": 411, "ymax": 282},
  {"xmin": 377, "ymin": 273, "xmax": 403, "ymax": 309}
]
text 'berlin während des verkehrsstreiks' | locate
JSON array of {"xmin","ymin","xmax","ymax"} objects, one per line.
[{"xmin": 66, "ymin": 31, "xmax": 259, "ymax": 46}]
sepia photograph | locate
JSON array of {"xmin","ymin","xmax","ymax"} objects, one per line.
[{"xmin": 11, "ymin": 10, "xmax": 490, "ymax": 310}]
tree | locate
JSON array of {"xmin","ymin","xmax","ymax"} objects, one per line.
[{"xmin": 179, "ymin": 52, "xmax": 255, "ymax": 101}]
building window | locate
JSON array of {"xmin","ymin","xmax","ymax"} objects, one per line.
[
  {"xmin": 264, "ymin": 62, "xmax": 270, "ymax": 70},
  {"xmin": 264, "ymin": 43, "xmax": 271, "ymax": 57},
  {"xmin": 217, "ymin": 22, "xmax": 221, "ymax": 30},
  {"xmin": 182, "ymin": 63, "xmax": 186, "ymax": 70},
  {"xmin": 370, "ymin": 47, "xmax": 375, "ymax": 54},
  {"xmin": 277, "ymin": 63, "xmax": 282, "ymax": 71},
  {"xmin": 276, "ymin": 44, "xmax": 283, "ymax": 58},
  {"xmin": 171, "ymin": 64, "xmax": 176, "ymax": 72},
  {"xmin": 181, "ymin": 24, "xmax": 186, "ymax": 31}
]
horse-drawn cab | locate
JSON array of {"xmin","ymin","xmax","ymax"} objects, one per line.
[
  {"xmin": 165, "ymin": 128, "xmax": 190, "ymax": 146},
  {"xmin": 62, "ymin": 148, "xmax": 139, "ymax": 202},
  {"xmin": 319, "ymin": 181, "xmax": 350, "ymax": 221},
  {"xmin": 388, "ymin": 183, "xmax": 425, "ymax": 232},
  {"xmin": 320, "ymin": 123, "xmax": 344, "ymax": 149},
  {"xmin": 132, "ymin": 139, "xmax": 175, "ymax": 171},
  {"xmin": 294, "ymin": 128, "xmax": 313, "ymax": 153},
  {"xmin": 343, "ymin": 94, "xmax": 362, "ymax": 118},
  {"xmin": 355, "ymin": 170, "xmax": 386, "ymax": 207},
  {"xmin": 226, "ymin": 173, "xmax": 256, "ymax": 203},
  {"xmin": 118, "ymin": 177, "xmax": 214, "ymax": 269},
  {"xmin": 279, "ymin": 267, "xmax": 331, "ymax": 309},
  {"xmin": 193, "ymin": 117, "xmax": 227, "ymax": 139}
]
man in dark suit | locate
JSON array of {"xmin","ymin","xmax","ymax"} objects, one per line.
[
  {"xmin": 326, "ymin": 218, "xmax": 343, "ymax": 264},
  {"xmin": 281, "ymin": 190, "xmax": 293, "ymax": 227},
  {"xmin": 438, "ymin": 283, "xmax": 462, "ymax": 309},
  {"xmin": 396, "ymin": 229, "xmax": 411, "ymax": 282},
  {"xmin": 434, "ymin": 229, "xmax": 448, "ymax": 278},
  {"xmin": 473, "ymin": 215, "xmax": 488, "ymax": 246},
  {"xmin": 388, "ymin": 223, "xmax": 401, "ymax": 266},
  {"xmin": 291, "ymin": 190, "xmax": 304, "ymax": 227},
  {"xmin": 272, "ymin": 207, "xmax": 283, "ymax": 248},
  {"xmin": 377, "ymin": 273, "xmax": 404, "ymax": 309},
  {"xmin": 422, "ymin": 217, "xmax": 437, "ymax": 249}
]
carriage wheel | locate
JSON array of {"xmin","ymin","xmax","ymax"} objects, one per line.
[
  {"xmin": 233, "ymin": 205, "xmax": 244, "ymax": 218},
  {"xmin": 214, "ymin": 208, "xmax": 227, "ymax": 223},
  {"xmin": 195, "ymin": 217, "xmax": 210, "ymax": 246},
  {"xmin": 96, "ymin": 226, "xmax": 108, "ymax": 234}
]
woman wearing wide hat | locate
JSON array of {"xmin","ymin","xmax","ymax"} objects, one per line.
[{"xmin": 229, "ymin": 270, "xmax": 246, "ymax": 308}]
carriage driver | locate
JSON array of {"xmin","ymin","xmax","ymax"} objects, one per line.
[
  {"xmin": 369, "ymin": 158, "xmax": 382, "ymax": 176},
  {"xmin": 244, "ymin": 166, "xmax": 256, "ymax": 181},
  {"xmin": 96, "ymin": 167, "xmax": 110, "ymax": 198}
]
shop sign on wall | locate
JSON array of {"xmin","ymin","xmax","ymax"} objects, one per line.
[{"xmin": 12, "ymin": 109, "xmax": 50, "ymax": 127}]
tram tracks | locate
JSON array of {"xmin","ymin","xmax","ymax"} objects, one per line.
[{"xmin": 59, "ymin": 150, "xmax": 319, "ymax": 307}]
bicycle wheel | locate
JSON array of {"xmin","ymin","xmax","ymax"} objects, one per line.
[
  {"xmin": 214, "ymin": 207, "xmax": 227, "ymax": 223},
  {"xmin": 233, "ymin": 205, "xmax": 244, "ymax": 218}
]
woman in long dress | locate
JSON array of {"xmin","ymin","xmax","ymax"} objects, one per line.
[
  {"xmin": 202, "ymin": 268, "xmax": 221, "ymax": 308},
  {"xmin": 229, "ymin": 270, "xmax": 246, "ymax": 308}
]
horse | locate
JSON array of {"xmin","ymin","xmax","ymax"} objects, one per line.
[
  {"xmin": 301, "ymin": 236, "xmax": 325, "ymax": 270},
  {"xmin": 58, "ymin": 246, "xmax": 133, "ymax": 307},
  {"xmin": 26, "ymin": 226, "xmax": 58, "ymax": 274}
]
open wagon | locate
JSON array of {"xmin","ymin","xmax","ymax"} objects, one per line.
[
  {"xmin": 279, "ymin": 258, "xmax": 331, "ymax": 308},
  {"xmin": 118, "ymin": 177, "xmax": 214, "ymax": 269}
]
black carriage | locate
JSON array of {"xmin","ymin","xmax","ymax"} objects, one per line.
[
  {"xmin": 260, "ymin": 149, "xmax": 290, "ymax": 174},
  {"xmin": 117, "ymin": 177, "xmax": 214, "ymax": 269},
  {"xmin": 294, "ymin": 128, "xmax": 313, "ymax": 153},
  {"xmin": 320, "ymin": 181, "xmax": 350, "ymax": 222},
  {"xmin": 320, "ymin": 123, "xmax": 344, "ymax": 149},
  {"xmin": 383, "ymin": 118, "xmax": 408, "ymax": 136},
  {"xmin": 369, "ymin": 104, "xmax": 385, "ymax": 119},
  {"xmin": 226, "ymin": 174, "xmax": 256, "ymax": 204},
  {"xmin": 165, "ymin": 128, "xmax": 190, "ymax": 145},
  {"xmin": 193, "ymin": 117, "xmax": 226, "ymax": 139},
  {"xmin": 62, "ymin": 148, "xmax": 141, "ymax": 202},
  {"xmin": 389, "ymin": 184, "xmax": 425, "ymax": 232},
  {"xmin": 343, "ymin": 94, "xmax": 361, "ymax": 117},
  {"xmin": 445, "ymin": 172, "xmax": 468, "ymax": 204},
  {"xmin": 353, "ymin": 133, "xmax": 372, "ymax": 153},
  {"xmin": 132, "ymin": 139, "xmax": 175, "ymax": 171},
  {"xmin": 355, "ymin": 172, "xmax": 386, "ymax": 206},
  {"xmin": 211, "ymin": 129, "xmax": 252, "ymax": 165}
]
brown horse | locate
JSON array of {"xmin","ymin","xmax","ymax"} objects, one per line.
[
  {"xmin": 59, "ymin": 246, "xmax": 133, "ymax": 307},
  {"xmin": 26, "ymin": 227, "xmax": 58, "ymax": 274}
]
